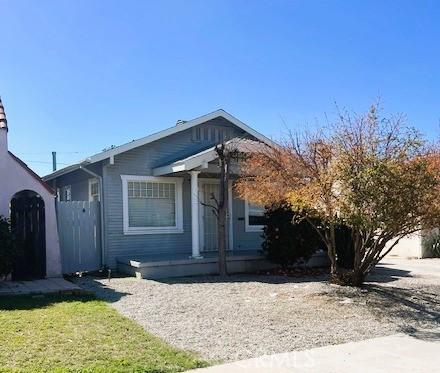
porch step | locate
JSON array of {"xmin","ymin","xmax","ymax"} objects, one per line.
[
  {"xmin": 117, "ymin": 252, "xmax": 275, "ymax": 279},
  {"xmin": 117, "ymin": 251, "xmax": 329, "ymax": 279}
]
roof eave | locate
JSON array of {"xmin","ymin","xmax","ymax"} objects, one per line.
[
  {"xmin": 84, "ymin": 109, "xmax": 276, "ymax": 165},
  {"xmin": 43, "ymin": 164, "xmax": 82, "ymax": 181}
]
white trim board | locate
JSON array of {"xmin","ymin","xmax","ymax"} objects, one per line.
[{"xmin": 120, "ymin": 175, "xmax": 184, "ymax": 235}]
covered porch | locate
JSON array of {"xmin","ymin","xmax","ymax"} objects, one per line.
[
  {"xmin": 153, "ymin": 139, "xmax": 261, "ymax": 259},
  {"xmin": 118, "ymin": 139, "xmax": 271, "ymax": 278}
]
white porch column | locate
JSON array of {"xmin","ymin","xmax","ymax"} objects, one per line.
[{"xmin": 190, "ymin": 170, "xmax": 202, "ymax": 258}]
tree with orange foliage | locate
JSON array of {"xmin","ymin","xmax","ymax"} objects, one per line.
[{"xmin": 236, "ymin": 104, "xmax": 440, "ymax": 286}]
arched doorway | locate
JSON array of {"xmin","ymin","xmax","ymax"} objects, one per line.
[{"xmin": 10, "ymin": 190, "xmax": 46, "ymax": 280}]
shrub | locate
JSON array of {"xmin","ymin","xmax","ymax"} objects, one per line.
[
  {"xmin": 262, "ymin": 206, "xmax": 323, "ymax": 266},
  {"xmin": 262, "ymin": 205, "xmax": 355, "ymax": 268},
  {"xmin": 0, "ymin": 216, "xmax": 18, "ymax": 279}
]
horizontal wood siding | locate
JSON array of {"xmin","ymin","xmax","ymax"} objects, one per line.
[
  {"xmin": 232, "ymin": 189, "xmax": 264, "ymax": 250},
  {"xmin": 103, "ymin": 118, "xmax": 246, "ymax": 267}
]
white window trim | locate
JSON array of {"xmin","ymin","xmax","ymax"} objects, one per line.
[
  {"xmin": 88, "ymin": 178, "xmax": 100, "ymax": 202},
  {"xmin": 121, "ymin": 175, "xmax": 184, "ymax": 235},
  {"xmin": 244, "ymin": 198, "xmax": 265, "ymax": 233},
  {"xmin": 60, "ymin": 185, "xmax": 71, "ymax": 202}
]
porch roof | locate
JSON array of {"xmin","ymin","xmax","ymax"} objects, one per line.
[{"xmin": 152, "ymin": 138, "xmax": 266, "ymax": 176}]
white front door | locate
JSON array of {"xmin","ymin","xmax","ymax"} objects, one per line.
[{"xmin": 200, "ymin": 182, "xmax": 220, "ymax": 252}]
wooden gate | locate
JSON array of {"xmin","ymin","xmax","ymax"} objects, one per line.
[
  {"xmin": 57, "ymin": 201, "xmax": 101, "ymax": 274},
  {"xmin": 11, "ymin": 191, "xmax": 46, "ymax": 280}
]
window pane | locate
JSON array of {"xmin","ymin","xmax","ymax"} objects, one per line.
[
  {"xmin": 248, "ymin": 202, "xmax": 265, "ymax": 226},
  {"xmin": 127, "ymin": 181, "xmax": 177, "ymax": 227},
  {"xmin": 140, "ymin": 182, "xmax": 147, "ymax": 197},
  {"xmin": 152, "ymin": 183, "xmax": 158, "ymax": 198},
  {"xmin": 249, "ymin": 215, "xmax": 266, "ymax": 226}
]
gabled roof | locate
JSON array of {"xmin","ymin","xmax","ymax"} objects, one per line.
[
  {"xmin": 9, "ymin": 152, "xmax": 55, "ymax": 195},
  {"xmin": 44, "ymin": 109, "xmax": 275, "ymax": 181},
  {"xmin": 85, "ymin": 109, "xmax": 275, "ymax": 163}
]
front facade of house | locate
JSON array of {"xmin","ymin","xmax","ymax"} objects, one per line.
[{"xmin": 44, "ymin": 110, "xmax": 274, "ymax": 273}]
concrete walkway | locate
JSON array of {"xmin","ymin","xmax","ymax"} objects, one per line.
[
  {"xmin": 0, "ymin": 278, "xmax": 82, "ymax": 296},
  {"xmin": 192, "ymin": 332, "xmax": 440, "ymax": 372}
]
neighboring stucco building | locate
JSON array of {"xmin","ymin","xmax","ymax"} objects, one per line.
[
  {"xmin": 389, "ymin": 234, "xmax": 431, "ymax": 259},
  {"xmin": 0, "ymin": 98, "xmax": 61, "ymax": 278}
]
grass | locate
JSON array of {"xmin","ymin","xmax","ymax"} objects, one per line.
[{"xmin": 0, "ymin": 293, "xmax": 208, "ymax": 372}]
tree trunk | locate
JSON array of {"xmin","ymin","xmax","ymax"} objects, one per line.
[
  {"xmin": 325, "ymin": 225, "xmax": 367, "ymax": 287},
  {"xmin": 218, "ymin": 204, "xmax": 227, "ymax": 277},
  {"xmin": 326, "ymin": 223, "xmax": 339, "ymax": 282},
  {"xmin": 331, "ymin": 269, "xmax": 365, "ymax": 287},
  {"xmin": 216, "ymin": 143, "xmax": 229, "ymax": 277}
]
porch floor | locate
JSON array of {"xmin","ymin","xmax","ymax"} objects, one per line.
[
  {"xmin": 117, "ymin": 250, "xmax": 274, "ymax": 279},
  {"xmin": 118, "ymin": 250, "xmax": 264, "ymax": 268}
]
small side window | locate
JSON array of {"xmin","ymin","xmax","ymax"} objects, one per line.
[
  {"xmin": 60, "ymin": 185, "xmax": 71, "ymax": 202},
  {"xmin": 89, "ymin": 179, "xmax": 100, "ymax": 202}
]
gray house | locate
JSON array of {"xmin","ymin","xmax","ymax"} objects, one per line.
[{"xmin": 44, "ymin": 110, "xmax": 277, "ymax": 278}]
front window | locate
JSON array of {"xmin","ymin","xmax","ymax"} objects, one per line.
[
  {"xmin": 245, "ymin": 199, "xmax": 265, "ymax": 232},
  {"xmin": 121, "ymin": 175, "xmax": 183, "ymax": 234}
]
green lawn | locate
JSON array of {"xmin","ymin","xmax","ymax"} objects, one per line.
[{"xmin": 0, "ymin": 293, "xmax": 208, "ymax": 372}]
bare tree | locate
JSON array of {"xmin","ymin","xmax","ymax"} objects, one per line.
[{"xmin": 201, "ymin": 141, "xmax": 239, "ymax": 277}]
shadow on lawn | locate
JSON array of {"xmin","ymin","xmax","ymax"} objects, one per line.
[
  {"xmin": 0, "ymin": 293, "xmax": 98, "ymax": 310},
  {"xmin": 0, "ymin": 281, "xmax": 130, "ymax": 310},
  {"xmin": 72, "ymin": 275, "xmax": 133, "ymax": 303}
]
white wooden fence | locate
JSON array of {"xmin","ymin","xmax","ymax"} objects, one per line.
[{"xmin": 57, "ymin": 201, "xmax": 101, "ymax": 274}]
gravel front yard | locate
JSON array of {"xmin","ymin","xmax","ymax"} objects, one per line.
[{"xmin": 75, "ymin": 259, "xmax": 440, "ymax": 363}]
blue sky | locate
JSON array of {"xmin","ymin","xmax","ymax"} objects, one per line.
[{"xmin": 1, "ymin": 0, "xmax": 439, "ymax": 175}]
